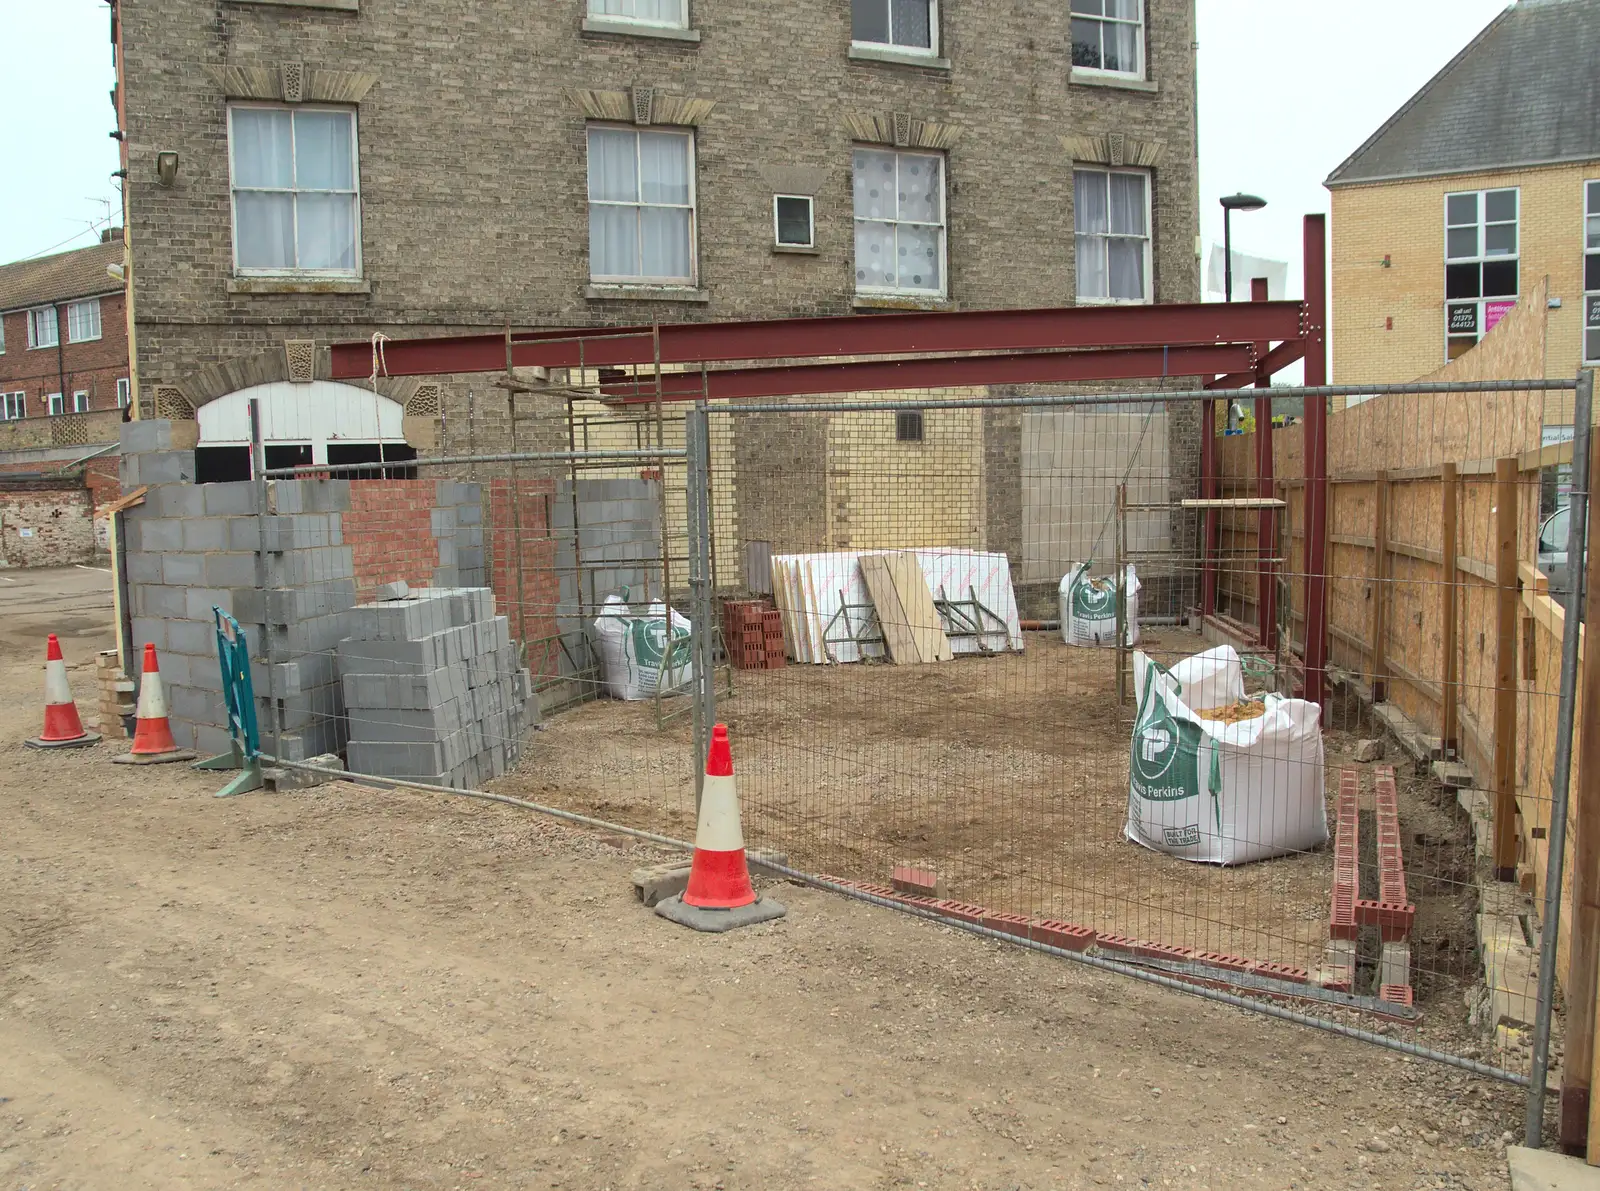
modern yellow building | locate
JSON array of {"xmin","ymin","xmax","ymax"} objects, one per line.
[{"xmin": 1325, "ymin": 0, "xmax": 1600, "ymax": 388}]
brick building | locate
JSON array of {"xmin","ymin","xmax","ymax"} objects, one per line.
[
  {"xmin": 114, "ymin": 0, "xmax": 1202, "ymax": 599},
  {"xmin": 1326, "ymin": 0, "xmax": 1600, "ymax": 389},
  {"xmin": 0, "ymin": 237, "xmax": 130, "ymax": 424}
]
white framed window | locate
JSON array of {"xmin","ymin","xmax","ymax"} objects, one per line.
[
  {"xmin": 587, "ymin": 125, "xmax": 696, "ymax": 284},
  {"xmin": 1, "ymin": 392, "xmax": 24, "ymax": 420},
  {"xmin": 27, "ymin": 306, "xmax": 57, "ymax": 349},
  {"xmin": 1584, "ymin": 180, "xmax": 1600, "ymax": 365},
  {"xmin": 1075, "ymin": 167, "xmax": 1150, "ymax": 303},
  {"xmin": 851, "ymin": 0, "xmax": 937, "ymax": 54},
  {"xmin": 1445, "ymin": 187, "xmax": 1519, "ymax": 361},
  {"xmin": 0, "ymin": 315, "xmax": 6, "ymax": 353},
  {"xmin": 774, "ymin": 195, "xmax": 815, "ymax": 248},
  {"xmin": 852, "ymin": 148, "xmax": 946, "ymax": 296},
  {"xmin": 72, "ymin": 390, "xmax": 89, "ymax": 413},
  {"xmin": 117, "ymin": 377, "xmax": 131, "ymax": 408},
  {"xmin": 47, "ymin": 392, "xmax": 64, "ymax": 416},
  {"xmin": 1071, "ymin": 0, "xmax": 1144, "ymax": 77},
  {"xmin": 66, "ymin": 298, "xmax": 101, "ymax": 343},
  {"xmin": 587, "ymin": 0, "xmax": 686, "ymax": 28},
  {"xmin": 228, "ymin": 104, "xmax": 362, "ymax": 276}
]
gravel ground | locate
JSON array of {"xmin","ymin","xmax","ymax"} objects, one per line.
[{"xmin": 0, "ymin": 566, "xmax": 1524, "ymax": 1189}]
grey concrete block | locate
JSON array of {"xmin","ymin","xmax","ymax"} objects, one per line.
[
  {"xmin": 271, "ymin": 479, "xmax": 351, "ymax": 515},
  {"xmin": 337, "ymin": 634, "xmax": 441, "ymax": 673},
  {"xmin": 205, "ymin": 552, "xmax": 259, "ymax": 589},
  {"xmin": 349, "ymin": 704, "xmax": 464, "ymax": 743},
  {"xmin": 459, "ymin": 567, "xmax": 485, "ymax": 589},
  {"xmin": 376, "ymin": 579, "xmax": 411, "ymax": 601},
  {"xmin": 155, "ymin": 650, "xmax": 195, "ymax": 688},
  {"xmin": 203, "ymin": 482, "xmax": 259, "ymax": 517},
  {"xmin": 139, "ymin": 451, "xmax": 197, "ymax": 484},
  {"xmin": 159, "ymin": 553, "xmax": 206, "ymax": 585},
  {"xmin": 193, "ymin": 723, "xmax": 237, "ymax": 759},
  {"xmin": 253, "ymin": 651, "xmax": 338, "ymax": 697},
  {"xmin": 348, "ymin": 738, "xmax": 447, "ymax": 778},
  {"xmin": 133, "ymin": 584, "xmax": 187, "ymax": 619},
  {"xmin": 185, "ymin": 653, "xmax": 226, "ymax": 692},
  {"xmin": 430, "ymin": 567, "xmax": 461, "ymax": 589},
  {"xmin": 121, "ymin": 419, "xmax": 173, "ymax": 454},
  {"xmin": 436, "ymin": 538, "xmax": 458, "ymax": 567},
  {"xmin": 258, "ymin": 682, "xmax": 342, "ymax": 731},
  {"xmin": 170, "ymin": 684, "xmax": 221, "ymax": 724},
  {"xmin": 184, "ymin": 587, "xmax": 234, "ymax": 621},
  {"xmin": 455, "ymin": 501, "xmax": 482, "ymax": 526},
  {"xmin": 150, "ymin": 482, "xmax": 207, "ymax": 519},
  {"xmin": 130, "ymin": 617, "xmax": 168, "ymax": 653},
  {"xmin": 458, "ymin": 525, "xmax": 483, "ymax": 549},
  {"xmin": 165, "ymin": 718, "xmax": 197, "ymax": 752},
  {"xmin": 430, "ymin": 507, "xmax": 459, "ymax": 537},
  {"xmin": 265, "ymin": 546, "xmax": 355, "ymax": 587},
  {"xmin": 232, "ymin": 580, "xmax": 355, "ymax": 625},
  {"xmin": 132, "ymin": 517, "xmax": 183, "ymax": 552},
  {"xmin": 125, "ymin": 552, "xmax": 162, "ymax": 584},
  {"xmin": 167, "ymin": 618, "xmax": 217, "ymax": 657},
  {"xmin": 458, "ymin": 545, "xmax": 484, "ymax": 571},
  {"xmin": 181, "ymin": 518, "xmax": 228, "ymax": 553},
  {"xmin": 259, "ymin": 612, "xmax": 350, "ymax": 657}
]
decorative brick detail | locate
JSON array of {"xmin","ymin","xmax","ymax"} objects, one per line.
[
  {"xmin": 844, "ymin": 110, "xmax": 962, "ymax": 150},
  {"xmin": 405, "ymin": 383, "xmax": 443, "ymax": 418},
  {"xmin": 153, "ymin": 385, "xmax": 195, "ymax": 421},
  {"xmin": 1106, "ymin": 131, "xmax": 1126, "ymax": 166},
  {"xmin": 1061, "ymin": 131, "xmax": 1166, "ymax": 167},
  {"xmin": 631, "ymin": 86, "xmax": 654, "ymax": 125},
  {"xmin": 892, "ymin": 111, "xmax": 912, "ymax": 147},
  {"xmin": 281, "ymin": 61, "xmax": 306, "ymax": 103},
  {"xmin": 284, "ymin": 339, "xmax": 317, "ymax": 383}
]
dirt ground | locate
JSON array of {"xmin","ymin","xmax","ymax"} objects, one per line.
[
  {"xmin": 1, "ymin": 567, "xmax": 1524, "ymax": 1189},
  {"xmin": 516, "ymin": 629, "xmax": 1478, "ymax": 1002}
]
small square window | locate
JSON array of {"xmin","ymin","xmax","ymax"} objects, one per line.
[
  {"xmin": 774, "ymin": 195, "xmax": 814, "ymax": 248},
  {"xmin": 47, "ymin": 392, "xmax": 64, "ymax": 416},
  {"xmin": 72, "ymin": 390, "xmax": 89, "ymax": 413},
  {"xmin": 896, "ymin": 410, "xmax": 925, "ymax": 442}
]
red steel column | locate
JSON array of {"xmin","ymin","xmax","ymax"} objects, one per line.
[
  {"xmin": 1251, "ymin": 277, "xmax": 1277, "ymax": 649},
  {"xmin": 1301, "ymin": 215, "xmax": 1330, "ymax": 714},
  {"xmin": 1200, "ymin": 397, "xmax": 1218, "ymax": 617}
]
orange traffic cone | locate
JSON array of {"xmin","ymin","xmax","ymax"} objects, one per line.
[
  {"xmin": 25, "ymin": 634, "xmax": 101, "ymax": 749},
  {"xmin": 656, "ymin": 724, "xmax": 786, "ymax": 931},
  {"xmin": 112, "ymin": 644, "xmax": 196, "ymax": 765}
]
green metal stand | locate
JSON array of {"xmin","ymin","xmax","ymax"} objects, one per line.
[{"xmin": 195, "ymin": 608, "xmax": 265, "ymax": 798}]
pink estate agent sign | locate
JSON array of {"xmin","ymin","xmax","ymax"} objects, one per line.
[{"xmin": 1484, "ymin": 300, "xmax": 1516, "ymax": 335}]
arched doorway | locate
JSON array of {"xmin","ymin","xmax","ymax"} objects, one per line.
[{"xmin": 194, "ymin": 380, "xmax": 418, "ymax": 481}]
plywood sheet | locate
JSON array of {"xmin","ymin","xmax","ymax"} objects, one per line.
[
  {"xmin": 860, "ymin": 553, "xmax": 921, "ymax": 664},
  {"xmin": 887, "ymin": 552, "xmax": 954, "ymax": 662}
]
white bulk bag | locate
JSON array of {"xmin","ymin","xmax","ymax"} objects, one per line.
[
  {"xmin": 1125, "ymin": 645, "xmax": 1327, "ymax": 866},
  {"xmin": 592, "ymin": 594, "xmax": 694, "ymax": 701},
  {"xmin": 1060, "ymin": 563, "xmax": 1141, "ymax": 647}
]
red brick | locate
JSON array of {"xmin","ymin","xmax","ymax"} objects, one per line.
[
  {"xmin": 1132, "ymin": 941, "xmax": 1196, "ymax": 962},
  {"xmin": 1250, "ymin": 961, "xmax": 1310, "ymax": 984},
  {"xmin": 980, "ymin": 910, "xmax": 1032, "ymax": 937},
  {"xmin": 932, "ymin": 901, "xmax": 986, "ymax": 925},
  {"xmin": 890, "ymin": 866, "xmax": 940, "ymax": 897},
  {"xmin": 1096, "ymin": 934, "xmax": 1142, "ymax": 956},
  {"xmin": 1027, "ymin": 920, "xmax": 1095, "ymax": 952},
  {"xmin": 1190, "ymin": 951, "xmax": 1256, "ymax": 974},
  {"xmin": 1378, "ymin": 984, "xmax": 1415, "ymax": 1008}
]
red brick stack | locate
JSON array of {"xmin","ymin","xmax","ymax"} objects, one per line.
[{"xmin": 722, "ymin": 599, "xmax": 786, "ymax": 670}]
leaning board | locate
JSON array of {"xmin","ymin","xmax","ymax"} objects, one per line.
[
  {"xmin": 860, "ymin": 553, "xmax": 922, "ymax": 663},
  {"xmin": 883, "ymin": 551, "xmax": 953, "ymax": 662}
]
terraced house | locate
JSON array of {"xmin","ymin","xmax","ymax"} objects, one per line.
[{"xmin": 112, "ymin": 0, "xmax": 1202, "ymax": 596}]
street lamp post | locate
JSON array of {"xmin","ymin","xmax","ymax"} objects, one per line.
[{"xmin": 1220, "ymin": 193, "xmax": 1267, "ymax": 302}]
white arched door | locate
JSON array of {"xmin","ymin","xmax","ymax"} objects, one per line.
[{"xmin": 196, "ymin": 380, "xmax": 413, "ymax": 480}]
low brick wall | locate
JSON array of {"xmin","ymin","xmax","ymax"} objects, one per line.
[{"xmin": 0, "ymin": 479, "xmax": 97, "ymax": 567}]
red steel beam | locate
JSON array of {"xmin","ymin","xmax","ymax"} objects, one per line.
[
  {"xmin": 1252, "ymin": 277, "xmax": 1278, "ymax": 651},
  {"xmin": 329, "ymin": 301, "xmax": 1307, "ymax": 379},
  {"xmin": 596, "ymin": 344, "xmax": 1254, "ymax": 402},
  {"xmin": 1301, "ymin": 214, "xmax": 1331, "ymax": 716},
  {"xmin": 1205, "ymin": 339, "xmax": 1306, "ymax": 390}
]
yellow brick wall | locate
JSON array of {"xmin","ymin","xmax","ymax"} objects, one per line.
[{"xmin": 1330, "ymin": 160, "xmax": 1599, "ymax": 388}]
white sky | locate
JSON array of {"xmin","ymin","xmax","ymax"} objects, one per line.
[{"xmin": 0, "ymin": 1, "xmax": 1512, "ymax": 291}]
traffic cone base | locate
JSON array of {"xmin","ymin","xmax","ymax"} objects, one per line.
[
  {"xmin": 655, "ymin": 724, "xmax": 787, "ymax": 933},
  {"xmin": 113, "ymin": 643, "xmax": 195, "ymax": 765},
  {"xmin": 25, "ymin": 633, "xmax": 100, "ymax": 750}
]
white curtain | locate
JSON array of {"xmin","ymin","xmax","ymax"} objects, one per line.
[
  {"xmin": 1075, "ymin": 170, "xmax": 1108, "ymax": 299},
  {"xmin": 1109, "ymin": 172, "xmax": 1145, "ymax": 235},
  {"xmin": 855, "ymin": 220, "xmax": 895, "ymax": 289},
  {"xmin": 293, "ymin": 110, "xmax": 354, "ymax": 189},
  {"xmin": 298, "ymin": 194, "xmax": 357, "ymax": 269},
  {"xmin": 232, "ymin": 108, "xmax": 292, "ymax": 188},
  {"xmin": 590, "ymin": 0, "xmax": 683, "ymax": 24},
  {"xmin": 236, "ymin": 194, "xmax": 294, "ymax": 269},
  {"xmin": 900, "ymin": 223, "xmax": 940, "ymax": 291},
  {"xmin": 588, "ymin": 129, "xmax": 691, "ymax": 280},
  {"xmin": 1108, "ymin": 240, "xmax": 1144, "ymax": 300},
  {"xmin": 891, "ymin": 0, "xmax": 932, "ymax": 47},
  {"xmin": 1103, "ymin": 19, "xmax": 1138, "ymax": 71},
  {"xmin": 900, "ymin": 153, "xmax": 942, "ymax": 224}
]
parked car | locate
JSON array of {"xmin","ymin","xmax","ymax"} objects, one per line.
[{"xmin": 1539, "ymin": 505, "xmax": 1573, "ymax": 609}]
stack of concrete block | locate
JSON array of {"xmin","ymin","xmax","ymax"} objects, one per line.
[
  {"xmin": 119, "ymin": 420, "xmax": 357, "ymax": 761},
  {"xmin": 337, "ymin": 583, "xmax": 535, "ymax": 789}
]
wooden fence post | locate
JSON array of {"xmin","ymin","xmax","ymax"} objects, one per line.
[
  {"xmin": 1441, "ymin": 463, "xmax": 1460, "ymax": 754},
  {"xmin": 1373, "ymin": 471, "xmax": 1390, "ymax": 701},
  {"xmin": 1568, "ymin": 436, "xmax": 1600, "ymax": 1157},
  {"xmin": 1493, "ymin": 456, "xmax": 1520, "ymax": 880}
]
